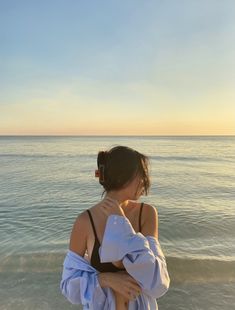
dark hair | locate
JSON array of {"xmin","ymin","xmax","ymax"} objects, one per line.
[{"xmin": 97, "ymin": 145, "xmax": 151, "ymax": 198}]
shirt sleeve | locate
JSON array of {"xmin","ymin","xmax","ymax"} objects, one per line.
[
  {"xmin": 99, "ymin": 215, "xmax": 170, "ymax": 299},
  {"xmin": 60, "ymin": 250, "xmax": 106, "ymax": 307}
]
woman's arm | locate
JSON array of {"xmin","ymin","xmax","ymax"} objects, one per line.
[
  {"xmin": 141, "ymin": 203, "xmax": 158, "ymax": 239},
  {"xmin": 98, "ymin": 272, "xmax": 142, "ymax": 301},
  {"xmin": 60, "ymin": 212, "xmax": 103, "ymax": 306},
  {"xmin": 69, "ymin": 211, "xmax": 88, "ymax": 256}
]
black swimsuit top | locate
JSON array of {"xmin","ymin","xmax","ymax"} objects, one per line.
[{"xmin": 87, "ymin": 202, "xmax": 144, "ymax": 273}]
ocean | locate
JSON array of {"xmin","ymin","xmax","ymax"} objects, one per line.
[{"xmin": 0, "ymin": 135, "xmax": 234, "ymax": 310}]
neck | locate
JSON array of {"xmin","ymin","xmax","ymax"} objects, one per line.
[{"xmin": 104, "ymin": 191, "xmax": 129, "ymax": 208}]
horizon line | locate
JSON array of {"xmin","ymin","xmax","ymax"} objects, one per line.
[{"xmin": 0, "ymin": 134, "xmax": 234, "ymax": 137}]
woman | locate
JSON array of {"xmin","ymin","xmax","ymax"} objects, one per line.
[{"xmin": 60, "ymin": 145, "xmax": 170, "ymax": 309}]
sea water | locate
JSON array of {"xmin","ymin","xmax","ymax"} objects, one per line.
[{"xmin": 0, "ymin": 135, "xmax": 234, "ymax": 310}]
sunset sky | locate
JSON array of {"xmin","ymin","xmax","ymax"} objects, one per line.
[{"xmin": 1, "ymin": 0, "xmax": 235, "ymax": 135}]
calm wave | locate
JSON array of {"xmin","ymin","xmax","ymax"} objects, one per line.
[{"xmin": 0, "ymin": 135, "xmax": 234, "ymax": 309}]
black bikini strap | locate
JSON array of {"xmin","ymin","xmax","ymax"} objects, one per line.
[
  {"xmin": 87, "ymin": 210, "xmax": 99, "ymax": 241},
  {"xmin": 139, "ymin": 202, "xmax": 144, "ymax": 232}
]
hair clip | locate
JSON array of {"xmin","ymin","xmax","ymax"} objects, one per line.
[
  {"xmin": 99, "ymin": 164, "xmax": 105, "ymax": 182},
  {"xmin": 95, "ymin": 165, "xmax": 105, "ymax": 182}
]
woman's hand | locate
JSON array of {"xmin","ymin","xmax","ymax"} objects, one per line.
[
  {"xmin": 98, "ymin": 271, "xmax": 142, "ymax": 301},
  {"xmin": 100, "ymin": 196, "xmax": 125, "ymax": 217}
]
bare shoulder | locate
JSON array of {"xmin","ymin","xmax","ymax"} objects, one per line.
[
  {"xmin": 143, "ymin": 203, "xmax": 158, "ymax": 220},
  {"xmin": 69, "ymin": 210, "xmax": 90, "ymax": 256},
  {"xmin": 141, "ymin": 203, "xmax": 158, "ymax": 238},
  {"xmin": 74, "ymin": 210, "xmax": 90, "ymax": 228}
]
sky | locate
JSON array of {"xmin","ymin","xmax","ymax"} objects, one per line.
[{"xmin": 0, "ymin": 0, "xmax": 235, "ymax": 135}]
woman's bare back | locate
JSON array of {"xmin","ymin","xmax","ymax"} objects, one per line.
[{"xmin": 85, "ymin": 201, "xmax": 144, "ymax": 309}]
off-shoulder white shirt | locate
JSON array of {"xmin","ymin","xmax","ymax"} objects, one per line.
[{"xmin": 60, "ymin": 214, "xmax": 170, "ymax": 309}]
